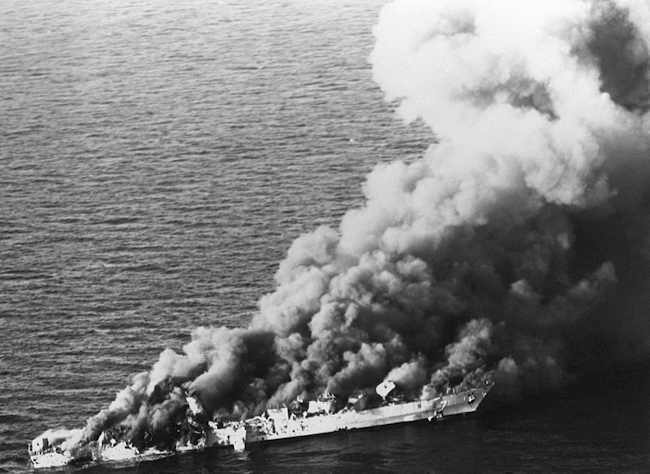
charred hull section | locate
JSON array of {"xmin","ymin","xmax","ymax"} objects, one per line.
[
  {"xmin": 28, "ymin": 436, "xmax": 174, "ymax": 469},
  {"xmin": 29, "ymin": 381, "xmax": 493, "ymax": 468},
  {"xmin": 28, "ymin": 439, "xmax": 72, "ymax": 469}
]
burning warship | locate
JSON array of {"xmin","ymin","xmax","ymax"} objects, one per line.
[
  {"xmin": 29, "ymin": 377, "xmax": 493, "ymax": 468},
  {"xmin": 28, "ymin": 0, "xmax": 650, "ymax": 469}
]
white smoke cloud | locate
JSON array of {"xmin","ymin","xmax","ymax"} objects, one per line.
[{"xmin": 371, "ymin": 0, "xmax": 649, "ymax": 209}]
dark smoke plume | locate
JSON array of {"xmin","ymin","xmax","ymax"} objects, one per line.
[{"xmin": 49, "ymin": 0, "xmax": 650, "ymax": 452}]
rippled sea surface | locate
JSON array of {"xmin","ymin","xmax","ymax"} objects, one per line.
[{"xmin": 1, "ymin": 1, "xmax": 649, "ymax": 473}]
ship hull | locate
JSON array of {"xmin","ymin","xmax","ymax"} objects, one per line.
[
  {"xmin": 209, "ymin": 383, "xmax": 493, "ymax": 447},
  {"xmin": 29, "ymin": 383, "xmax": 493, "ymax": 467}
]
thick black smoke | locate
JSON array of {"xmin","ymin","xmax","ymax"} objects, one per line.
[{"xmin": 49, "ymin": 0, "xmax": 650, "ymax": 452}]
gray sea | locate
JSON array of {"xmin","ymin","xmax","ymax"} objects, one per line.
[{"xmin": 1, "ymin": 0, "xmax": 649, "ymax": 473}]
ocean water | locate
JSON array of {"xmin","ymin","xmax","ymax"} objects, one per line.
[{"xmin": 1, "ymin": 0, "xmax": 649, "ymax": 473}]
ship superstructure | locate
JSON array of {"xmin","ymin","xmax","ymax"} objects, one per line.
[{"xmin": 207, "ymin": 381, "xmax": 493, "ymax": 450}]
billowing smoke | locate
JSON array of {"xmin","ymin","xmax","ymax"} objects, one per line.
[{"xmin": 47, "ymin": 0, "xmax": 650, "ymax": 453}]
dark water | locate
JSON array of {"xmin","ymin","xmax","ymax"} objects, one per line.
[{"xmin": 1, "ymin": 0, "xmax": 648, "ymax": 473}]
